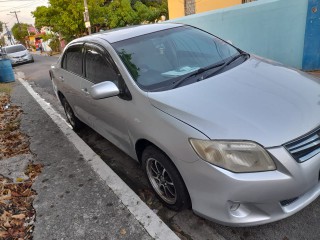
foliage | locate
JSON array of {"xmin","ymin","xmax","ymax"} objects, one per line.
[
  {"xmin": 0, "ymin": 21, "xmax": 3, "ymax": 33},
  {"xmin": 49, "ymin": 35, "xmax": 60, "ymax": 52},
  {"xmin": 41, "ymin": 33, "xmax": 51, "ymax": 42},
  {"xmin": 0, "ymin": 37, "xmax": 5, "ymax": 47},
  {"xmin": 134, "ymin": 1, "xmax": 160, "ymax": 23},
  {"xmin": 32, "ymin": 0, "xmax": 168, "ymax": 42},
  {"xmin": 105, "ymin": 0, "xmax": 138, "ymax": 28},
  {"xmin": 40, "ymin": 32, "xmax": 60, "ymax": 52},
  {"xmin": 142, "ymin": 0, "xmax": 168, "ymax": 19},
  {"xmin": 32, "ymin": 0, "xmax": 108, "ymax": 42},
  {"xmin": 105, "ymin": 0, "xmax": 167, "ymax": 28},
  {"xmin": 11, "ymin": 23, "xmax": 29, "ymax": 45}
]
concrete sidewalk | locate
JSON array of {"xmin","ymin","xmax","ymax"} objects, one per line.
[{"xmin": 10, "ymin": 77, "xmax": 178, "ymax": 239}]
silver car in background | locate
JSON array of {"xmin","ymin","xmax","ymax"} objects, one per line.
[
  {"xmin": 1, "ymin": 44, "xmax": 34, "ymax": 66},
  {"xmin": 50, "ymin": 23, "xmax": 320, "ymax": 226}
]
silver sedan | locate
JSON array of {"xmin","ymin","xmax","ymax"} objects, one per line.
[
  {"xmin": 50, "ymin": 23, "xmax": 320, "ymax": 226},
  {"xmin": 1, "ymin": 44, "xmax": 34, "ymax": 66}
]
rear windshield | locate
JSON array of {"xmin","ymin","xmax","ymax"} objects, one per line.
[{"xmin": 5, "ymin": 45, "xmax": 26, "ymax": 54}]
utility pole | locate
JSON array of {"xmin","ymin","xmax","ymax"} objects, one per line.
[
  {"xmin": 10, "ymin": 11, "xmax": 22, "ymax": 33},
  {"xmin": 4, "ymin": 23, "xmax": 14, "ymax": 45},
  {"xmin": 83, "ymin": 0, "xmax": 91, "ymax": 34}
]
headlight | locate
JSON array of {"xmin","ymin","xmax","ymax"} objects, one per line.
[{"xmin": 189, "ymin": 139, "xmax": 276, "ymax": 173}]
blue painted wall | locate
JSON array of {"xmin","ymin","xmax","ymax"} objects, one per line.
[
  {"xmin": 303, "ymin": 0, "xmax": 320, "ymax": 70},
  {"xmin": 170, "ymin": 0, "xmax": 309, "ymax": 69}
]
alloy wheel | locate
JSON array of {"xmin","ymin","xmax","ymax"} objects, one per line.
[
  {"xmin": 64, "ymin": 101, "xmax": 76, "ymax": 127},
  {"xmin": 146, "ymin": 157, "xmax": 177, "ymax": 204}
]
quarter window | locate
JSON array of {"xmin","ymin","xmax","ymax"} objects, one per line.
[
  {"xmin": 62, "ymin": 45, "xmax": 83, "ymax": 76},
  {"xmin": 85, "ymin": 47, "xmax": 118, "ymax": 85}
]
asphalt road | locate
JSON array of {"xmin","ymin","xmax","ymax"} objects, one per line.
[{"xmin": 14, "ymin": 54, "xmax": 320, "ymax": 240}]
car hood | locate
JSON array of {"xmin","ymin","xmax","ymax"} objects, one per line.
[
  {"xmin": 7, "ymin": 50, "xmax": 28, "ymax": 57},
  {"xmin": 148, "ymin": 56, "xmax": 320, "ymax": 147}
]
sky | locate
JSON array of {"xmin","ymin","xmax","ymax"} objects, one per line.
[{"xmin": 0, "ymin": 0, "xmax": 48, "ymax": 31}]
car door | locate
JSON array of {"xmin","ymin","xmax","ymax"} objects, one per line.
[
  {"xmin": 81, "ymin": 43, "xmax": 132, "ymax": 152},
  {"xmin": 56, "ymin": 43, "xmax": 90, "ymax": 123}
]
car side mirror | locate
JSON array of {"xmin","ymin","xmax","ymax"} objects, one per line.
[{"xmin": 90, "ymin": 81, "xmax": 120, "ymax": 100}]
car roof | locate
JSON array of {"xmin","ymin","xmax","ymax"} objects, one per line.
[
  {"xmin": 4, "ymin": 44, "xmax": 24, "ymax": 48},
  {"xmin": 3, "ymin": 44, "xmax": 25, "ymax": 50},
  {"xmin": 71, "ymin": 23, "xmax": 184, "ymax": 44}
]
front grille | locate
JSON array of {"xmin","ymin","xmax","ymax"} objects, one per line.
[
  {"xmin": 284, "ymin": 128, "xmax": 320, "ymax": 163},
  {"xmin": 13, "ymin": 54, "xmax": 26, "ymax": 58}
]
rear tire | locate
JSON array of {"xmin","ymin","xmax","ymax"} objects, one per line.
[
  {"xmin": 62, "ymin": 98, "xmax": 83, "ymax": 130},
  {"xmin": 142, "ymin": 146, "xmax": 191, "ymax": 211}
]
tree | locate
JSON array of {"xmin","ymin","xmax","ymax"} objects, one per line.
[
  {"xmin": 12, "ymin": 23, "xmax": 29, "ymax": 45},
  {"xmin": 105, "ymin": 0, "xmax": 168, "ymax": 28},
  {"xmin": 0, "ymin": 37, "xmax": 5, "ymax": 47},
  {"xmin": 0, "ymin": 21, "xmax": 3, "ymax": 33},
  {"xmin": 32, "ymin": 0, "xmax": 168, "ymax": 42},
  {"xmin": 42, "ymin": 33, "xmax": 60, "ymax": 53},
  {"xmin": 105, "ymin": 0, "xmax": 138, "ymax": 28},
  {"xmin": 32, "ymin": 0, "xmax": 108, "ymax": 42},
  {"xmin": 141, "ymin": 0, "xmax": 168, "ymax": 19}
]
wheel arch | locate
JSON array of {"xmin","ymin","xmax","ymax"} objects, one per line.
[
  {"xmin": 135, "ymin": 139, "xmax": 179, "ymax": 171},
  {"xmin": 135, "ymin": 138, "xmax": 192, "ymax": 208},
  {"xmin": 57, "ymin": 91, "xmax": 65, "ymax": 104},
  {"xmin": 135, "ymin": 139, "xmax": 154, "ymax": 164}
]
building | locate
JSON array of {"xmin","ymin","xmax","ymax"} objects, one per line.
[{"xmin": 168, "ymin": 0, "xmax": 255, "ymax": 19}]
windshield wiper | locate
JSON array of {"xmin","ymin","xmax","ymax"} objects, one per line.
[
  {"xmin": 171, "ymin": 62, "xmax": 225, "ymax": 89},
  {"xmin": 204, "ymin": 52, "xmax": 250, "ymax": 79},
  {"xmin": 223, "ymin": 52, "xmax": 250, "ymax": 68},
  {"xmin": 171, "ymin": 52, "xmax": 249, "ymax": 90}
]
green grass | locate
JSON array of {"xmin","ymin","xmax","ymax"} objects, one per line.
[{"xmin": 0, "ymin": 82, "xmax": 14, "ymax": 94}]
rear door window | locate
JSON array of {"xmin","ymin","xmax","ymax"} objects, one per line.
[{"xmin": 62, "ymin": 45, "xmax": 83, "ymax": 76}]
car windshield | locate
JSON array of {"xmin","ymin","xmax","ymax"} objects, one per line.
[
  {"xmin": 5, "ymin": 45, "xmax": 26, "ymax": 54},
  {"xmin": 112, "ymin": 26, "xmax": 240, "ymax": 91}
]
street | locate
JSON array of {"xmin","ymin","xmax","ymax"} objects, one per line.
[{"xmin": 14, "ymin": 53, "xmax": 320, "ymax": 240}]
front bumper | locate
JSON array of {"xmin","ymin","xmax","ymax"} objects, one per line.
[
  {"xmin": 179, "ymin": 146, "xmax": 320, "ymax": 226},
  {"xmin": 10, "ymin": 54, "xmax": 33, "ymax": 66}
]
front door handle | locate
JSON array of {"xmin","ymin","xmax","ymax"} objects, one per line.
[{"xmin": 81, "ymin": 88, "xmax": 90, "ymax": 95}]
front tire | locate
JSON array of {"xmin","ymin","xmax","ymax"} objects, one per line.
[
  {"xmin": 142, "ymin": 146, "xmax": 191, "ymax": 211},
  {"xmin": 62, "ymin": 98, "xmax": 83, "ymax": 130}
]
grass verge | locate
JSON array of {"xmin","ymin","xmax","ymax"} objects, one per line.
[{"xmin": 0, "ymin": 83, "xmax": 14, "ymax": 94}]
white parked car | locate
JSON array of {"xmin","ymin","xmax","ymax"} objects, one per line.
[{"xmin": 1, "ymin": 44, "xmax": 34, "ymax": 66}]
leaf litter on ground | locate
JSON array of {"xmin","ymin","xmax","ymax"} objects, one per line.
[
  {"xmin": 0, "ymin": 93, "xmax": 29, "ymax": 160},
  {"xmin": 0, "ymin": 92, "xmax": 42, "ymax": 239}
]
